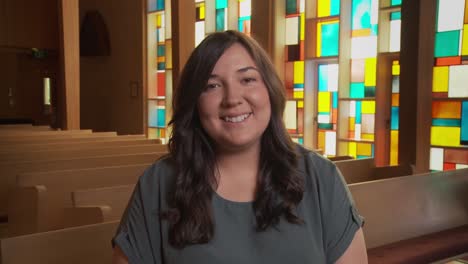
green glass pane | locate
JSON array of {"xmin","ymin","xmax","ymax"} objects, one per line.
[
  {"xmin": 216, "ymin": 8, "xmax": 225, "ymax": 31},
  {"xmin": 364, "ymin": 86, "xmax": 375, "ymax": 97},
  {"xmin": 321, "ymin": 22, "xmax": 340, "ymax": 56},
  {"xmin": 350, "ymin": 83, "xmax": 365, "ymax": 98},
  {"xmin": 216, "ymin": 0, "xmax": 228, "ymax": 9},
  {"xmin": 331, "ymin": 0, "xmax": 340, "ymax": 16},
  {"xmin": 434, "ymin": 31, "xmax": 460, "ymax": 57},
  {"xmin": 432, "ymin": 118, "xmax": 461, "ymax": 127},
  {"xmin": 286, "ymin": 0, "xmax": 298, "ymax": 15},
  {"xmin": 462, "ymin": 102, "xmax": 468, "ymax": 144},
  {"xmin": 390, "ymin": 11, "xmax": 401, "ymax": 20},
  {"xmin": 391, "ymin": 0, "xmax": 402, "ymax": 6}
]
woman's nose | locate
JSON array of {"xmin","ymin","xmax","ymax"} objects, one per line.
[{"xmin": 221, "ymin": 82, "xmax": 243, "ymax": 107}]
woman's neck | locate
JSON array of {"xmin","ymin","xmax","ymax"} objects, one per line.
[{"xmin": 214, "ymin": 144, "xmax": 261, "ymax": 202}]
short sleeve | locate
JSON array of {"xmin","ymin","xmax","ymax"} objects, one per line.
[
  {"xmin": 316, "ymin": 158, "xmax": 364, "ymax": 263},
  {"xmin": 112, "ymin": 164, "xmax": 163, "ymax": 264}
]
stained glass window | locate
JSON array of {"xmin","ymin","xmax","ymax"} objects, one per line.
[
  {"xmin": 147, "ymin": 0, "xmax": 172, "ymax": 141},
  {"xmin": 238, "ymin": 0, "xmax": 251, "ymax": 34},
  {"xmin": 195, "ymin": 1, "xmax": 206, "ymax": 46},
  {"xmin": 284, "ymin": 0, "xmax": 305, "ymax": 144},
  {"xmin": 430, "ymin": 0, "xmax": 468, "ymax": 170},
  {"xmin": 390, "ymin": 60, "xmax": 400, "ymax": 165}
]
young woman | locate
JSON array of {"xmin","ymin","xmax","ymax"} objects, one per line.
[{"xmin": 112, "ymin": 30, "xmax": 367, "ymax": 264}]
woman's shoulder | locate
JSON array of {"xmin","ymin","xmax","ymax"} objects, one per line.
[
  {"xmin": 137, "ymin": 154, "xmax": 176, "ymax": 192},
  {"xmin": 295, "ymin": 144, "xmax": 336, "ymax": 172}
]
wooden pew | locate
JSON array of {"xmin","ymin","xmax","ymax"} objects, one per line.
[
  {"xmin": 0, "ymin": 144, "xmax": 167, "ymax": 163},
  {"xmin": 0, "ymin": 134, "xmax": 145, "ymax": 147},
  {"xmin": 0, "ymin": 221, "xmax": 118, "ymax": 264},
  {"xmin": 335, "ymin": 158, "xmax": 414, "ymax": 183},
  {"xmin": 0, "ymin": 131, "xmax": 118, "ymax": 144},
  {"xmin": 0, "ymin": 138, "xmax": 161, "ymax": 154},
  {"xmin": 0, "ymin": 152, "xmax": 163, "ymax": 219},
  {"xmin": 0, "ymin": 125, "xmax": 50, "ymax": 131},
  {"xmin": 348, "ymin": 168, "xmax": 468, "ymax": 263},
  {"xmin": 64, "ymin": 184, "xmax": 134, "ymax": 228},
  {"xmin": 0, "ymin": 129, "xmax": 92, "ymax": 136},
  {"xmin": 8, "ymin": 163, "xmax": 154, "ymax": 236}
]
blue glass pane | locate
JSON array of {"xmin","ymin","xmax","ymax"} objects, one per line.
[
  {"xmin": 352, "ymin": 0, "xmax": 372, "ymax": 30},
  {"xmin": 286, "ymin": 0, "xmax": 298, "ymax": 15},
  {"xmin": 332, "ymin": 92, "xmax": 338, "ymax": 109},
  {"xmin": 391, "ymin": 11, "xmax": 401, "ymax": 20},
  {"xmin": 391, "ymin": 106, "xmax": 399, "ymax": 130},
  {"xmin": 157, "ymin": 62, "xmax": 165, "ymax": 70},
  {"xmin": 391, "ymin": 0, "xmax": 402, "ymax": 6},
  {"xmin": 157, "ymin": 109, "xmax": 166, "ymax": 127},
  {"xmin": 432, "ymin": 118, "xmax": 461, "ymax": 127},
  {"xmin": 318, "ymin": 123, "xmax": 334, "ymax": 129},
  {"xmin": 350, "ymin": 83, "xmax": 365, "ymax": 98},
  {"xmin": 216, "ymin": 0, "xmax": 228, "ymax": 9},
  {"xmin": 294, "ymin": 83, "xmax": 305, "ymax": 88},
  {"xmin": 318, "ymin": 65, "xmax": 328, "ymax": 91},
  {"xmin": 355, "ymin": 101, "xmax": 362, "ymax": 124},
  {"xmin": 365, "ymin": 86, "xmax": 375, "ymax": 97},
  {"xmin": 434, "ymin": 31, "xmax": 460, "ymax": 58},
  {"xmin": 157, "ymin": 45, "xmax": 165, "ymax": 56},
  {"xmin": 156, "ymin": 0, "xmax": 164, "ymax": 10},
  {"xmin": 298, "ymin": 138, "xmax": 304, "ymax": 144},
  {"xmin": 321, "ymin": 22, "xmax": 340, "ymax": 56},
  {"xmin": 216, "ymin": 8, "xmax": 225, "ymax": 31},
  {"xmin": 331, "ymin": 0, "xmax": 340, "ymax": 16},
  {"xmin": 238, "ymin": 16, "xmax": 250, "ymax": 32},
  {"xmin": 461, "ymin": 101, "xmax": 468, "ymax": 144}
]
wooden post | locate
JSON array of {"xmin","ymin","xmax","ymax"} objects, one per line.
[{"xmin": 57, "ymin": 0, "xmax": 80, "ymax": 130}]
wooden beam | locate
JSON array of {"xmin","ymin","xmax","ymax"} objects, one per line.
[{"xmin": 58, "ymin": 0, "xmax": 80, "ymax": 130}]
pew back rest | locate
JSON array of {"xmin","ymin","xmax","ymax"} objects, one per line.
[
  {"xmin": 1, "ymin": 221, "xmax": 118, "ymax": 264},
  {"xmin": 349, "ymin": 168, "xmax": 468, "ymax": 249},
  {"xmin": 335, "ymin": 158, "xmax": 376, "ymax": 183},
  {"xmin": 72, "ymin": 184, "xmax": 135, "ymax": 221},
  {"xmin": 9, "ymin": 163, "xmax": 152, "ymax": 235}
]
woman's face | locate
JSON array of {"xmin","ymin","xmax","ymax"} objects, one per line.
[{"xmin": 197, "ymin": 43, "xmax": 271, "ymax": 153}]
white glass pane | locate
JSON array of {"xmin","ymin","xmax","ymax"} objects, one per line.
[
  {"xmin": 354, "ymin": 124, "xmax": 361, "ymax": 140},
  {"xmin": 456, "ymin": 164, "xmax": 468, "ymax": 169},
  {"xmin": 361, "ymin": 114, "xmax": 375, "ymax": 133},
  {"xmin": 284, "ymin": 101, "xmax": 297, "ymax": 129},
  {"xmin": 448, "ymin": 65, "xmax": 468, "ymax": 97},
  {"xmin": 349, "ymin": 101, "xmax": 356, "ymax": 117},
  {"xmin": 239, "ymin": 0, "xmax": 251, "ymax": 17},
  {"xmin": 389, "ymin": 20, "xmax": 401, "ymax": 52},
  {"xmin": 285, "ymin": 17, "xmax": 299, "ymax": 45},
  {"xmin": 437, "ymin": 0, "xmax": 465, "ymax": 32},
  {"xmin": 158, "ymin": 27, "xmax": 165, "ymax": 42},
  {"xmin": 325, "ymin": 64, "xmax": 339, "ymax": 92},
  {"xmin": 318, "ymin": 114, "xmax": 331, "ymax": 123},
  {"xmin": 430, "ymin": 147, "xmax": 444, "ymax": 171},
  {"xmin": 325, "ymin": 131, "xmax": 336, "ymax": 156},
  {"xmin": 195, "ymin": 21, "xmax": 205, "ymax": 47},
  {"xmin": 351, "ymin": 36, "xmax": 378, "ymax": 59}
]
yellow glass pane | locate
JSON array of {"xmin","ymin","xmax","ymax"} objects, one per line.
[
  {"xmin": 294, "ymin": 91, "xmax": 304, "ymax": 99},
  {"xmin": 361, "ymin": 133, "xmax": 374, "ymax": 140},
  {"xmin": 362, "ymin": 101, "xmax": 375, "ymax": 114},
  {"xmin": 433, "ymin": 66, "xmax": 449, "ymax": 92},
  {"xmin": 200, "ymin": 3, "xmax": 205, "ymax": 20},
  {"xmin": 318, "ymin": 130, "xmax": 325, "ymax": 151},
  {"xmin": 431, "ymin": 127, "xmax": 461, "ymax": 146},
  {"xmin": 392, "ymin": 64, "xmax": 400, "ymax": 76},
  {"xmin": 432, "ymin": 101, "xmax": 461, "ymax": 118},
  {"xmin": 298, "ymin": 101, "xmax": 304, "ymax": 108},
  {"xmin": 316, "ymin": 22, "xmax": 322, "ymax": 57},
  {"xmin": 349, "ymin": 117, "xmax": 355, "ymax": 131},
  {"xmin": 317, "ymin": 0, "xmax": 331, "ymax": 17},
  {"xmin": 364, "ymin": 58, "xmax": 377, "ymax": 86},
  {"xmin": 318, "ymin": 92, "xmax": 331, "ymax": 112},
  {"xmin": 300, "ymin": 13, "xmax": 305, "ymax": 41},
  {"xmin": 348, "ymin": 142, "xmax": 357, "ymax": 158},
  {"xmin": 157, "ymin": 13, "xmax": 163, "ymax": 27},
  {"xmin": 357, "ymin": 143, "xmax": 372, "ymax": 156},
  {"xmin": 294, "ymin": 61, "xmax": 304, "ymax": 84},
  {"xmin": 352, "ymin": 29, "xmax": 371, "ymax": 37},
  {"xmin": 463, "ymin": 25, "xmax": 468, "ymax": 55},
  {"xmin": 390, "ymin": 130, "xmax": 399, "ymax": 165}
]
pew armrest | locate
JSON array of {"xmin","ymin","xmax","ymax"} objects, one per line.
[
  {"xmin": 8, "ymin": 185, "xmax": 47, "ymax": 236},
  {"xmin": 63, "ymin": 206, "xmax": 112, "ymax": 228}
]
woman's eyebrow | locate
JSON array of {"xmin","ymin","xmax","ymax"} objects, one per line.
[{"xmin": 237, "ymin": 66, "xmax": 259, "ymax": 73}]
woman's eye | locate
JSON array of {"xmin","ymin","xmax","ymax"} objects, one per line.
[
  {"xmin": 205, "ymin": 83, "xmax": 220, "ymax": 90},
  {"xmin": 242, "ymin": 77, "xmax": 256, "ymax": 84}
]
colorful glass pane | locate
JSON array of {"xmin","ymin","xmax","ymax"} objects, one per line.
[
  {"xmin": 238, "ymin": 0, "xmax": 251, "ymax": 34},
  {"xmin": 317, "ymin": 20, "xmax": 340, "ymax": 57}
]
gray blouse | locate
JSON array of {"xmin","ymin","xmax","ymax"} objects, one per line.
[{"xmin": 113, "ymin": 147, "xmax": 363, "ymax": 264}]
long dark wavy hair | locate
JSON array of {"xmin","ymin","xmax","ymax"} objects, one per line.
[{"xmin": 163, "ymin": 30, "xmax": 304, "ymax": 248}]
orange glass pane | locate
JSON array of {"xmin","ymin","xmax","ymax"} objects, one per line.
[
  {"xmin": 392, "ymin": 93, "xmax": 400, "ymax": 106},
  {"xmin": 435, "ymin": 56, "xmax": 462, "ymax": 66},
  {"xmin": 432, "ymin": 101, "xmax": 462, "ymax": 118}
]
